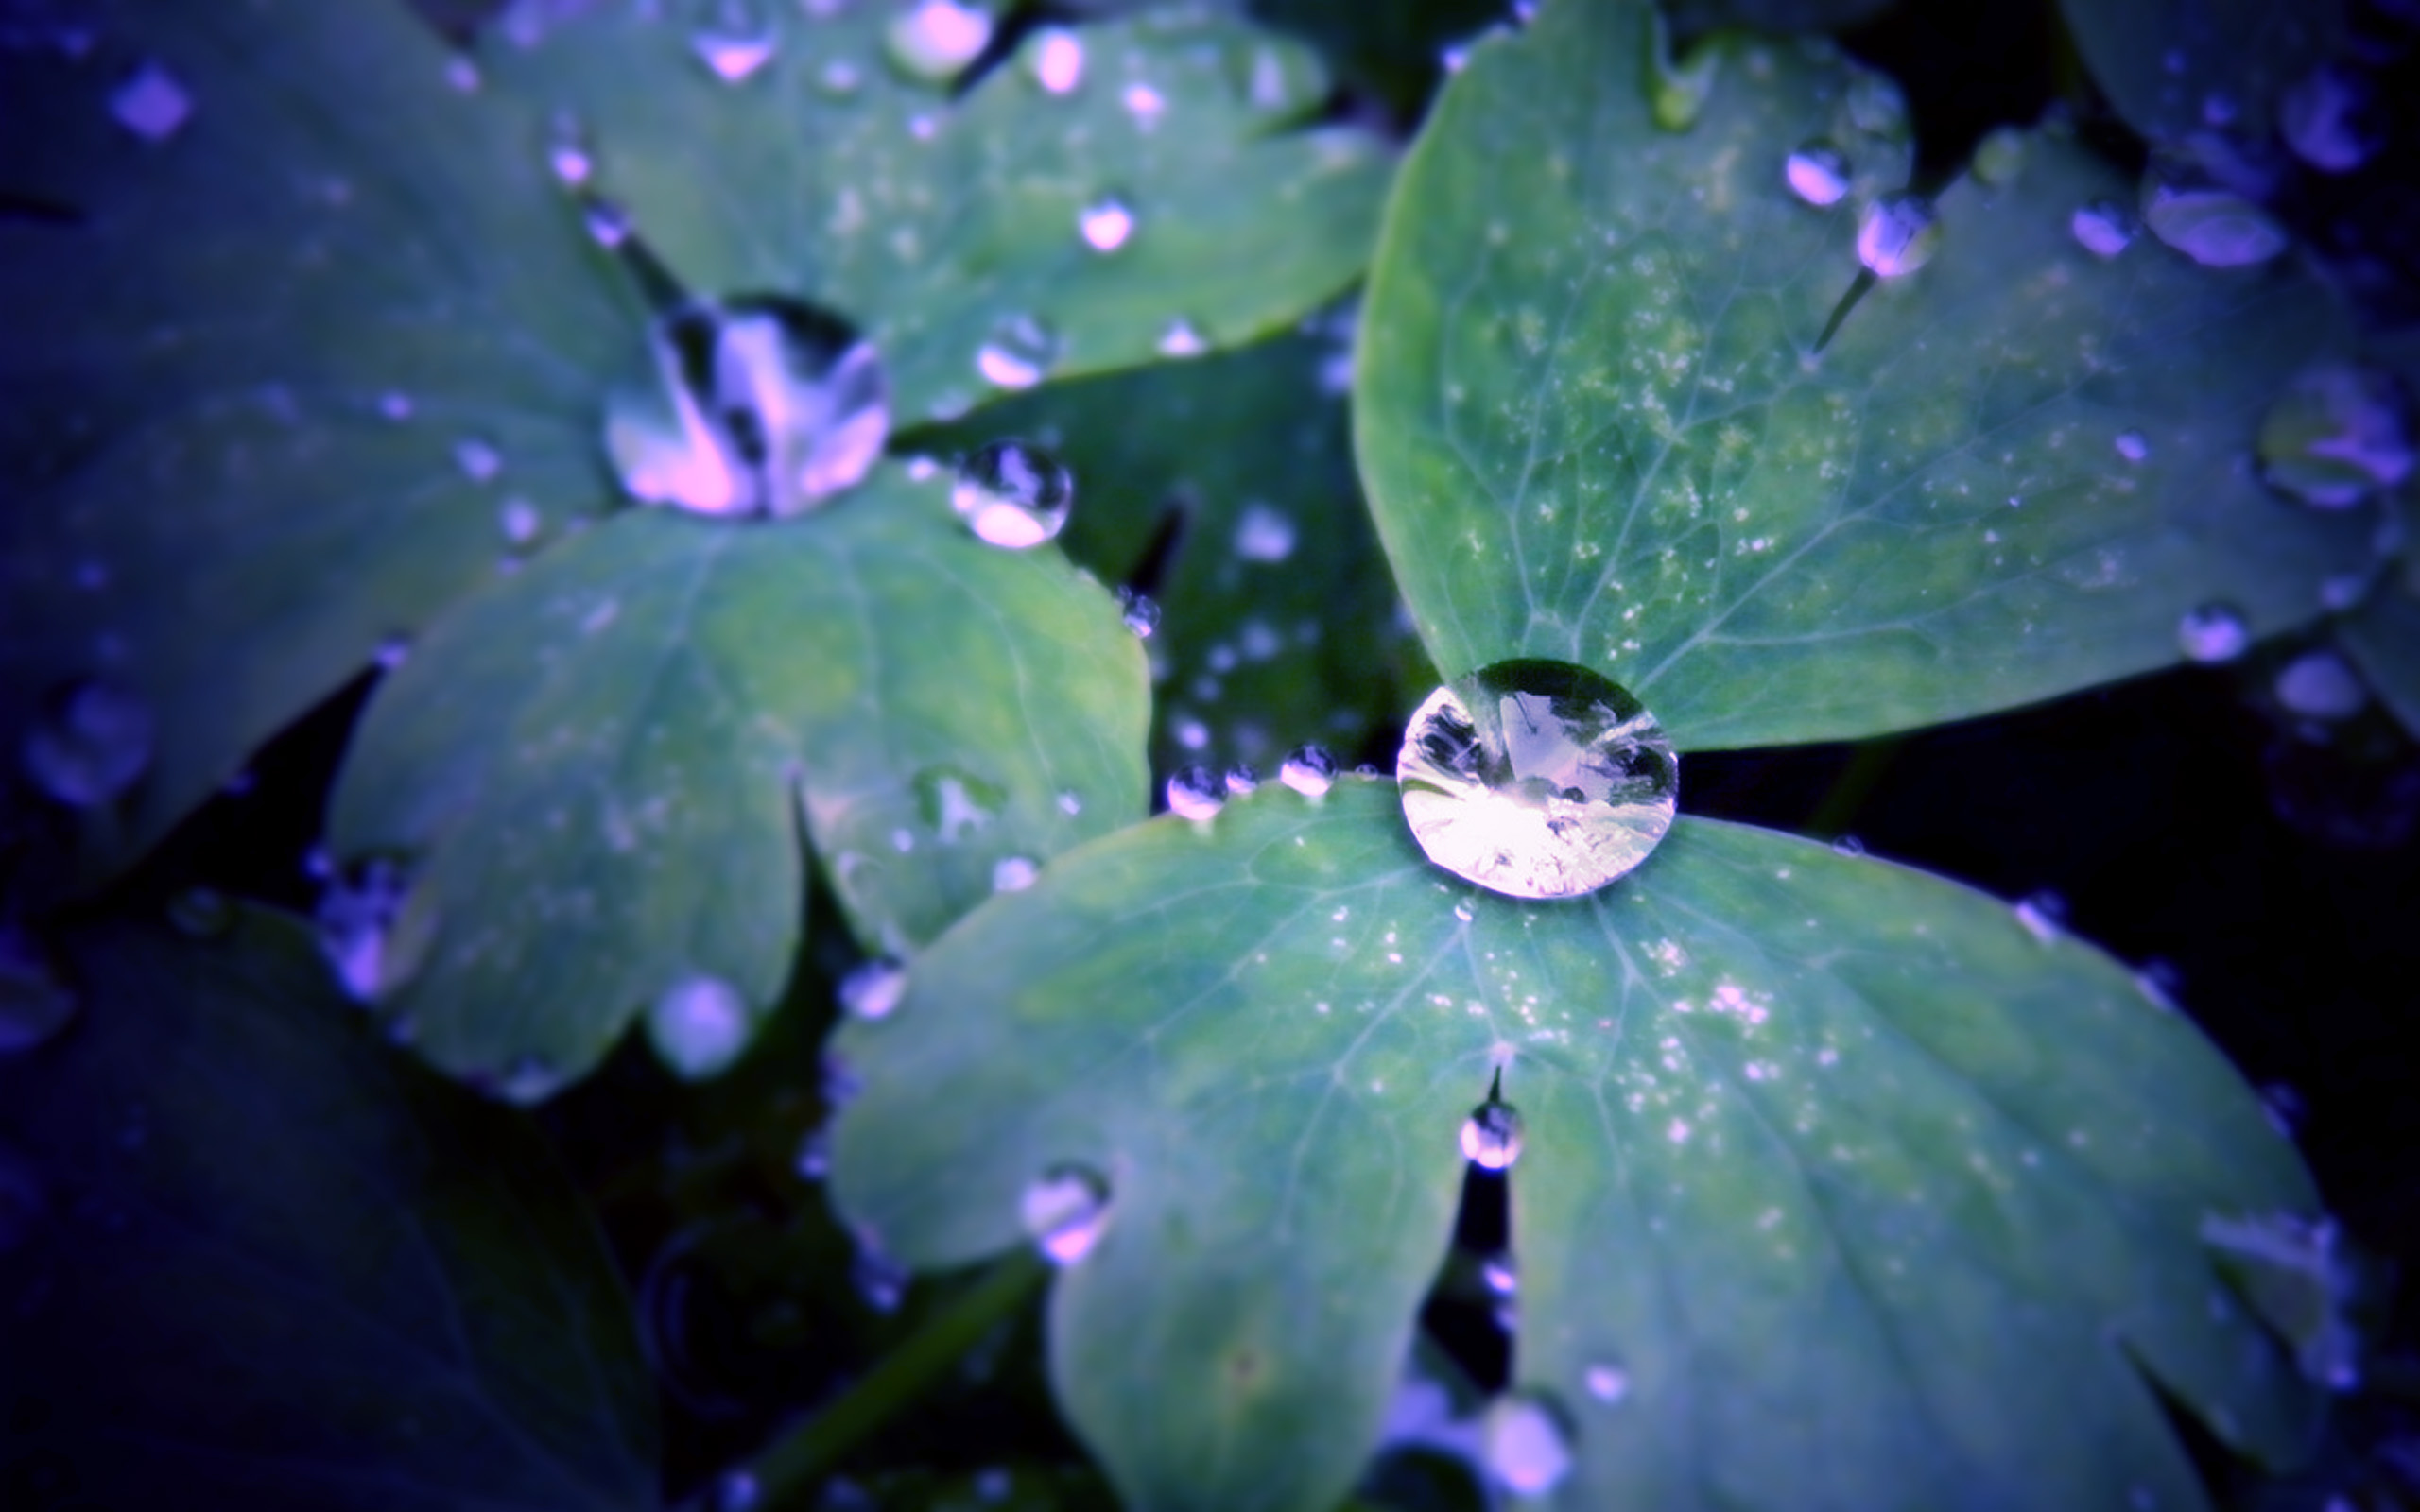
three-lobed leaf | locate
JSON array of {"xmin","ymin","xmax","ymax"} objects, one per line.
[
  {"xmin": 833, "ymin": 780, "xmax": 2321, "ymax": 1511},
  {"xmin": 1356, "ymin": 0, "xmax": 2371, "ymax": 751}
]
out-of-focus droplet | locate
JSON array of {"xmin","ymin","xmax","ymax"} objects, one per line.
[
  {"xmin": 1784, "ymin": 142, "xmax": 1850, "ymax": 207},
  {"xmin": 2257, "ymin": 364, "xmax": 2413, "ymax": 509},
  {"xmin": 646, "ymin": 974, "xmax": 752, "ymax": 1079},
  {"xmin": 1280, "ymin": 744, "xmax": 1337, "ymax": 798},
  {"xmin": 1233, "ymin": 503, "xmax": 1297, "ymax": 563},
  {"xmin": 1971, "ymin": 126, "xmax": 2028, "ymax": 186},
  {"xmin": 1122, "ymin": 81, "xmax": 1166, "ymax": 128},
  {"xmin": 455, "ymin": 436, "xmax": 502, "ymax": 482},
  {"xmin": 2276, "ymin": 649, "xmax": 2367, "ymax": 720},
  {"xmin": 1398, "ymin": 660, "xmax": 1677, "ymax": 900},
  {"xmin": 499, "ymin": 496, "xmax": 542, "ymax": 546},
  {"xmin": 1645, "ymin": 12, "xmax": 1719, "ymax": 132},
  {"xmin": 2179, "ymin": 601, "xmax": 2251, "ymax": 662},
  {"xmin": 1857, "ymin": 194, "xmax": 1940, "ymax": 278},
  {"xmin": 0, "ymin": 929, "xmax": 77, "ymax": 1055},
  {"xmin": 691, "ymin": 0, "xmax": 777, "ymax": 84},
  {"xmin": 1156, "ymin": 319, "xmax": 1208, "ymax": 358},
  {"xmin": 976, "ymin": 313, "xmax": 1059, "ymax": 391},
  {"xmin": 1079, "ymin": 198, "xmax": 1132, "ymax": 253},
  {"xmin": 110, "ymin": 59, "xmax": 192, "ymax": 143},
  {"xmin": 953, "ymin": 438, "xmax": 1074, "ymax": 549},
  {"xmin": 1020, "ymin": 1165, "xmax": 1110, "ymax": 1265},
  {"xmin": 993, "ymin": 855, "xmax": 1039, "ymax": 892},
  {"xmin": 2070, "ymin": 199, "xmax": 2135, "ymax": 258},
  {"xmin": 1583, "ymin": 1362, "xmax": 1630, "ymax": 1403},
  {"xmin": 1830, "ymin": 834, "xmax": 1866, "ymax": 857},
  {"xmin": 1846, "ymin": 69, "xmax": 1908, "ymax": 138},
  {"xmin": 1028, "ymin": 28, "xmax": 1083, "ymax": 94},
  {"xmin": 315, "ymin": 857, "xmax": 439, "ymax": 1005},
  {"xmin": 1167, "ymin": 765, "xmax": 1224, "ymax": 822},
  {"xmin": 2142, "ymin": 177, "xmax": 2288, "ymax": 267},
  {"xmin": 2115, "ymin": 429, "xmax": 2150, "ymax": 463},
  {"xmin": 584, "ymin": 196, "xmax": 633, "ymax": 249},
  {"xmin": 444, "ymin": 55, "xmax": 480, "ymax": 93},
  {"xmin": 711, "ymin": 1470, "xmax": 760, "ymax": 1512},
  {"xmin": 1481, "ymin": 1393, "xmax": 1573, "ymax": 1496},
  {"xmin": 1115, "ymin": 587, "xmax": 1161, "ymax": 637},
  {"xmin": 21, "ymin": 677, "xmax": 154, "ymax": 807},
  {"xmin": 841, "ymin": 957, "xmax": 907, "ymax": 1021},
  {"xmin": 2278, "ymin": 64, "xmax": 2380, "ymax": 174},
  {"xmin": 2014, "ymin": 890, "xmax": 2066, "ymax": 944},
  {"xmin": 886, "ymin": 0, "xmax": 991, "ymax": 84}
]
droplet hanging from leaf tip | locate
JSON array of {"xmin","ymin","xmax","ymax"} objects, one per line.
[
  {"xmin": 840, "ymin": 957, "xmax": 907, "ymax": 1022},
  {"xmin": 953, "ymin": 439, "xmax": 1074, "ymax": 548},
  {"xmin": 1461, "ymin": 1093, "xmax": 1523, "ymax": 1172},
  {"xmin": 1857, "ymin": 195, "xmax": 1939, "ymax": 278}
]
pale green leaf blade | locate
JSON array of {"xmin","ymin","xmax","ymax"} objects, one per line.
[
  {"xmin": 0, "ymin": 0, "xmax": 642, "ymax": 876},
  {"xmin": 0, "ymin": 909, "xmax": 657, "ymax": 1509},
  {"xmin": 327, "ymin": 469, "xmax": 1149, "ymax": 1092},
  {"xmin": 486, "ymin": 3, "xmax": 1392, "ymax": 424},
  {"xmin": 832, "ymin": 780, "xmax": 2320, "ymax": 1512},
  {"xmin": 2059, "ymin": 0, "xmax": 2343, "ymax": 146},
  {"xmin": 1356, "ymin": 0, "xmax": 2373, "ymax": 751}
]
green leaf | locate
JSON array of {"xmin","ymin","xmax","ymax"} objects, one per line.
[
  {"xmin": 2339, "ymin": 577, "xmax": 2420, "ymax": 738},
  {"xmin": 485, "ymin": 1, "xmax": 1392, "ymax": 425},
  {"xmin": 0, "ymin": 908, "xmax": 657, "ymax": 1509},
  {"xmin": 0, "ymin": 0, "xmax": 643, "ymax": 878},
  {"xmin": 2059, "ymin": 0, "xmax": 2344, "ymax": 146},
  {"xmin": 913, "ymin": 328, "xmax": 1429, "ymax": 776},
  {"xmin": 328, "ymin": 468, "xmax": 1150, "ymax": 1092},
  {"xmin": 831, "ymin": 779, "xmax": 2322, "ymax": 1512},
  {"xmin": 1355, "ymin": 0, "xmax": 2373, "ymax": 751}
]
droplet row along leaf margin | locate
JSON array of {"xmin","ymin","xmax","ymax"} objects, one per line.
[
  {"xmin": 831, "ymin": 780, "xmax": 2323, "ymax": 1512},
  {"xmin": 1354, "ymin": 0, "xmax": 2372, "ymax": 752}
]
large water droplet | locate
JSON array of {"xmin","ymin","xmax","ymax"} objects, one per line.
[
  {"xmin": 0, "ymin": 929, "xmax": 77, "ymax": 1055},
  {"xmin": 2257, "ymin": 364, "xmax": 2413, "ymax": 509},
  {"xmin": 691, "ymin": 0, "xmax": 777, "ymax": 83},
  {"xmin": 953, "ymin": 439, "xmax": 1073, "ymax": 549},
  {"xmin": 315, "ymin": 857, "xmax": 438, "ymax": 1005},
  {"xmin": 1398, "ymin": 660, "xmax": 1677, "ymax": 900},
  {"xmin": 1028, "ymin": 28, "xmax": 1083, "ymax": 94},
  {"xmin": 21, "ymin": 677, "xmax": 154, "ymax": 807},
  {"xmin": 1079, "ymin": 198, "xmax": 1133, "ymax": 253},
  {"xmin": 2179, "ymin": 602, "xmax": 2251, "ymax": 662},
  {"xmin": 1481, "ymin": 1393, "xmax": 1573, "ymax": 1496},
  {"xmin": 1020, "ymin": 1165, "xmax": 1110, "ymax": 1265},
  {"xmin": 841, "ymin": 957, "xmax": 907, "ymax": 1021},
  {"xmin": 1461, "ymin": 1092, "xmax": 1524, "ymax": 1171},
  {"xmin": 2278, "ymin": 64, "xmax": 2380, "ymax": 174},
  {"xmin": 1167, "ymin": 765, "xmax": 1225, "ymax": 822},
  {"xmin": 1857, "ymin": 195, "xmax": 1940, "ymax": 278},
  {"xmin": 1233, "ymin": 503, "xmax": 1297, "ymax": 562},
  {"xmin": 886, "ymin": 0, "xmax": 991, "ymax": 84},
  {"xmin": 1280, "ymin": 743, "xmax": 1337, "ymax": 798},
  {"xmin": 976, "ymin": 314, "xmax": 1059, "ymax": 391},
  {"xmin": 2142, "ymin": 179, "xmax": 2287, "ymax": 267},
  {"xmin": 2070, "ymin": 199, "xmax": 2135, "ymax": 258},
  {"xmin": 2276, "ymin": 649, "xmax": 2367, "ymax": 720},
  {"xmin": 1784, "ymin": 143, "xmax": 1849, "ymax": 207},
  {"xmin": 648, "ymin": 974, "xmax": 751, "ymax": 1078},
  {"xmin": 110, "ymin": 59, "xmax": 192, "ymax": 143}
]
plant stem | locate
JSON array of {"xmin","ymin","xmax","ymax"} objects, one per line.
[{"xmin": 721, "ymin": 1247, "xmax": 1049, "ymax": 1511}]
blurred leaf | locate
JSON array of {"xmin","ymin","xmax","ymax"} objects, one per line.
[
  {"xmin": 486, "ymin": 0, "xmax": 1393, "ymax": 424},
  {"xmin": 0, "ymin": 908, "xmax": 657, "ymax": 1509},
  {"xmin": 2059, "ymin": 0, "xmax": 2344, "ymax": 145},
  {"xmin": 1355, "ymin": 0, "xmax": 2371, "ymax": 751},
  {"xmin": 0, "ymin": 0, "xmax": 643, "ymax": 884},
  {"xmin": 915, "ymin": 328, "xmax": 1426, "ymax": 778},
  {"xmin": 2340, "ymin": 577, "xmax": 2420, "ymax": 738},
  {"xmin": 328, "ymin": 469, "xmax": 1149, "ymax": 1092},
  {"xmin": 833, "ymin": 779, "xmax": 2321, "ymax": 1511},
  {"xmin": 1660, "ymin": 0, "xmax": 1895, "ymax": 37}
]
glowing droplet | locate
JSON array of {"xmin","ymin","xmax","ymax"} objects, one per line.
[
  {"xmin": 2070, "ymin": 199, "xmax": 2135, "ymax": 258},
  {"xmin": 454, "ymin": 436, "xmax": 502, "ymax": 482},
  {"xmin": 1583, "ymin": 1363, "xmax": 1630, "ymax": 1403},
  {"xmin": 1122, "ymin": 82, "xmax": 1166, "ymax": 127},
  {"xmin": 2179, "ymin": 602, "xmax": 2250, "ymax": 662},
  {"xmin": 840, "ymin": 957, "xmax": 906, "ymax": 1021},
  {"xmin": 2115, "ymin": 430, "xmax": 2149, "ymax": 463},
  {"xmin": 546, "ymin": 112, "xmax": 593, "ymax": 187},
  {"xmin": 1115, "ymin": 587, "xmax": 1160, "ymax": 637},
  {"xmin": 976, "ymin": 313, "xmax": 1058, "ymax": 391},
  {"xmin": 1233, "ymin": 503, "xmax": 1296, "ymax": 562},
  {"xmin": 2275, "ymin": 650, "xmax": 2366, "ymax": 720},
  {"xmin": 691, "ymin": 0, "xmax": 777, "ymax": 84},
  {"xmin": 1020, "ymin": 1165, "xmax": 1110, "ymax": 1265},
  {"xmin": 1156, "ymin": 319, "xmax": 1208, "ymax": 358},
  {"xmin": 953, "ymin": 439, "xmax": 1074, "ymax": 549},
  {"xmin": 1481, "ymin": 1393, "xmax": 1573, "ymax": 1496},
  {"xmin": 1028, "ymin": 28, "xmax": 1083, "ymax": 94},
  {"xmin": 1784, "ymin": 143, "xmax": 1850, "ymax": 207},
  {"xmin": 1857, "ymin": 195, "xmax": 1939, "ymax": 278},
  {"xmin": 886, "ymin": 0, "xmax": 992, "ymax": 84},
  {"xmin": 1280, "ymin": 744, "xmax": 1337, "ymax": 798},
  {"xmin": 993, "ymin": 855, "xmax": 1039, "ymax": 892},
  {"xmin": 1398, "ymin": 659, "xmax": 1677, "ymax": 901},
  {"xmin": 1079, "ymin": 198, "xmax": 1132, "ymax": 252},
  {"xmin": 646, "ymin": 974, "xmax": 752, "ymax": 1078},
  {"xmin": 1167, "ymin": 765, "xmax": 1224, "ymax": 822},
  {"xmin": 110, "ymin": 59, "xmax": 192, "ymax": 143},
  {"xmin": 20, "ymin": 678, "xmax": 154, "ymax": 807},
  {"xmin": 1223, "ymin": 764, "xmax": 1259, "ymax": 798}
]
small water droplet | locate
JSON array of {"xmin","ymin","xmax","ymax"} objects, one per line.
[
  {"xmin": 316, "ymin": 857, "xmax": 438, "ymax": 1005},
  {"xmin": 374, "ymin": 633, "xmax": 411, "ymax": 671},
  {"xmin": 1079, "ymin": 197, "xmax": 1133, "ymax": 253},
  {"xmin": 2257, "ymin": 363, "xmax": 2413, "ymax": 509},
  {"xmin": 2276, "ymin": 649, "xmax": 2367, "ymax": 720},
  {"xmin": 1583, "ymin": 1362, "xmax": 1630, "ymax": 1403},
  {"xmin": 380, "ymin": 390, "xmax": 415, "ymax": 421},
  {"xmin": 1057, "ymin": 789, "xmax": 1083, "ymax": 816},
  {"xmin": 1233, "ymin": 503, "xmax": 1297, "ymax": 562},
  {"xmin": 2178, "ymin": 602, "xmax": 2251, "ymax": 662},
  {"xmin": 0, "ymin": 929, "xmax": 77, "ymax": 1055},
  {"xmin": 1167, "ymin": 765, "xmax": 1225, "ymax": 822},
  {"xmin": 584, "ymin": 197, "xmax": 633, "ymax": 248},
  {"xmin": 2115, "ymin": 429, "xmax": 2150, "ymax": 463},
  {"xmin": 993, "ymin": 855, "xmax": 1039, "ymax": 892},
  {"xmin": 1122, "ymin": 82, "xmax": 1166, "ymax": 127},
  {"xmin": 976, "ymin": 313, "xmax": 1059, "ymax": 391},
  {"xmin": 646, "ymin": 974, "xmax": 751, "ymax": 1078},
  {"xmin": 1116, "ymin": 588, "xmax": 1161, "ymax": 637},
  {"xmin": 1156, "ymin": 319, "xmax": 1208, "ymax": 358},
  {"xmin": 2142, "ymin": 179, "xmax": 2287, "ymax": 267},
  {"xmin": 1830, "ymin": 833, "xmax": 1867, "ymax": 857},
  {"xmin": 852, "ymin": 1239, "xmax": 909, "ymax": 1312},
  {"xmin": 1481, "ymin": 1393, "xmax": 1573, "ymax": 1496},
  {"xmin": 2279, "ymin": 64, "xmax": 2380, "ymax": 174},
  {"xmin": 1280, "ymin": 743, "xmax": 1337, "ymax": 798},
  {"xmin": 454, "ymin": 436, "xmax": 502, "ymax": 482},
  {"xmin": 840, "ymin": 960, "xmax": 906, "ymax": 1029},
  {"xmin": 498, "ymin": 496, "xmax": 543, "ymax": 546},
  {"xmin": 1223, "ymin": 764, "xmax": 1260, "ymax": 798},
  {"xmin": 21, "ymin": 677, "xmax": 154, "ymax": 807},
  {"xmin": 1857, "ymin": 194, "xmax": 1940, "ymax": 278},
  {"xmin": 691, "ymin": 0, "xmax": 777, "ymax": 84},
  {"xmin": 1461, "ymin": 1094, "xmax": 1524, "ymax": 1171},
  {"xmin": 1453, "ymin": 899, "xmax": 1476, "ymax": 922},
  {"xmin": 444, "ymin": 55, "xmax": 480, "ymax": 94},
  {"xmin": 2070, "ymin": 199, "xmax": 2135, "ymax": 258},
  {"xmin": 1021, "ymin": 1165, "xmax": 1111, "ymax": 1265},
  {"xmin": 712, "ymin": 1469, "xmax": 760, "ymax": 1511},
  {"xmin": 953, "ymin": 438, "xmax": 1073, "ymax": 549},
  {"xmin": 1398, "ymin": 660, "xmax": 1677, "ymax": 900},
  {"xmin": 2014, "ymin": 890, "xmax": 2066, "ymax": 944},
  {"xmin": 887, "ymin": 0, "xmax": 992, "ymax": 83},
  {"xmin": 1970, "ymin": 126, "xmax": 2028, "ymax": 185},
  {"xmin": 110, "ymin": 59, "xmax": 192, "ymax": 143},
  {"xmin": 1784, "ymin": 142, "xmax": 1850, "ymax": 207},
  {"xmin": 546, "ymin": 111, "xmax": 592, "ymax": 187},
  {"xmin": 1028, "ymin": 28, "xmax": 1083, "ymax": 94}
]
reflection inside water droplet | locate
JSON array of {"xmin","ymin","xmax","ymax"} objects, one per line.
[
  {"xmin": 1115, "ymin": 587, "xmax": 1161, "ymax": 637},
  {"xmin": 2179, "ymin": 602, "xmax": 2251, "ymax": 662},
  {"xmin": 1857, "ymin": 194, "xmax": 1939, "ymax": 277},
  {"xmin": 21, "ymin": 677, "xmax": 154, "ymax": 808},
  {"xmin": 1280, "ymin": 744, "xmax": 1337, "ymax": 798},
  {"xmin": 1398, "ymin": 660, "xmax": 1677, "ymax": 900},
  {"xmin": 953, "ymin": 439, "xmax": 1074, "ymax": 548},
  {"xmin": 647, "ymin": 974, "xmax": 751, "ymax": 1078},
  {"xmin": 1461, "ymin": 1095, "xmax": 1524, "ymax": 1171},
  {"xmin": 1223, "ymin": 764, "xmax": 1259, "ymax": 798},
  {"xmin": 1784, "ymin": 142, "xmax": 1849, "ymax": 207},
  {"xmin": 1020, "ymin": 1165, "xmax": 1110, "ymax": 1264},
  {"xmin": 1167, "ymin": 765, "xmax": 1224, "ymax": 822}
]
